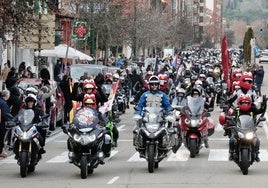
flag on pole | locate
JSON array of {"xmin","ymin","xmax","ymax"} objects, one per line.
[
  {"xmin": 221, "ymin": 36, "xmax": 231, "ymax": 91},
  {"xmin": 99, "ymin": 80, "xmax": 120, "ymax": 114},
  {"xmin": 154, "ymin": 57, "xmax": 160, "ymax": 75}
]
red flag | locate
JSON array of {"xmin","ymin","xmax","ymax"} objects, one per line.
[{"xmin": 221, "ymin": 36, "xmax": 230, "ymax": 91}]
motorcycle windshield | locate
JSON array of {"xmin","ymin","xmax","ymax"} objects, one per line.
[
  {"xmin": 144, "ymin": 107, "xmax": 163, "ymax": 124},
  {"xmin": 237, "ymin": 115, "xmax": 255, "ymax": 130},
  {"xmin": 186, "ymin": 96, "xmax": 204, "ymax": 116},
  {"xmin": 206, "ymin": 77, "xmax": 214, "ymax": 85},
  {"xmin": 102, "ymin": 84, "xmax": 112, "ymax": 95},
  {"xmin": 73, "ymin": 108, "xmax": 99, "ymax": 132},
  {"xmin": 18, "ymin": 109, "xmax": 35, "ymax": 132}
]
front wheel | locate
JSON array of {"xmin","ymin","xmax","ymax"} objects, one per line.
[
  {"xmin": 20, "ymin": 151, "xmax": 28, "ymax": 178},
  {"xmin": 80, "ymin": 155, "xmax": 88, "ymax": 179},
  {"xmin": 148, "ymin": 144, "xmax": 155, "ymax": 173},
  {"xmin": 240, "ymin": 149, "xmax": 250, "ymax": 175},
  {"xmin": 189, "ymin": 138, "xmax": 197, "ymax": 158}
]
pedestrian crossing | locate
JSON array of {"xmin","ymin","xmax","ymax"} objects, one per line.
[{"xmin": 2, "ymin": 148, "xmax": 268, "ymax": 164}]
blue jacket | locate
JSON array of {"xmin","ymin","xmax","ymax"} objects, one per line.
[
  {"xmin": 0, "ymin": 97, "xmax": 10, "ymax": 128},
  {"xmin": 135, "ymin": 90, "xmax": 172, "ymax": 115}
]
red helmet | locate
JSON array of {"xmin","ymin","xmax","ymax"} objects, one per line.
[
  {"xmin": 232, "ymin": 81, "xmax": 240, "ymax": 91},
  {"xmin": 105, "ymin": 72, "xmax": 113, "ymax": 83},
  {"xmin": 239, "ymin": 72, "xmax": 253, "ymax": 90},
  {"xmin": 219, "ymin": 112, "xmax": 226, "ymax": 126},
  {"xmin": 231, "ymin": 69, "xmax": 242, "ymax": 82},
  {"xmin": 83, "ymin": 94, "xmax": 97, "ymax": 108},
  {"xmin": 237, "ymin": 94, "xmax": 252, "ymax": 111},
  {"xmin": 83, "ymin": 82, "xmax": 95, "ymax": 91},
  {"xmin": 158, "ymin": 74, "xmax": 168, "ymax": 91}
]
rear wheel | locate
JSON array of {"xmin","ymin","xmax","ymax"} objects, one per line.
[
  {"xmin": 20, "ymin": 151, "xmax": 28, "ymax": 178},
  {"xmin": 80, "ymin": 155, "xmax": 88, "ymax": 179},
  {"xmin": 148, "ymin": 144, "xmax": 155, "ymax": 173}
]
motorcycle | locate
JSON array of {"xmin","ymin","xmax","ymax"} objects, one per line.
[
  {"xmin": 63, "ymin": 107, "xmax": 111, "ymax": 179},
  {"xmin": 224, "ymin": 114, "xmax": 265, "ymax": 175},
  {"xmin": 178, "ymin": 96, "xmax": 215, "ymax": 158},
  {"xmin": 133, "ymin": 107, "xmax": 176, "ymax": 173},
  {"xmin": 5, "ymin": 109, "xmax": 49, "ymax": 178}
]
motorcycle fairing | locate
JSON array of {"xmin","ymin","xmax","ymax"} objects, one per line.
[{"xmin": 73, "ymin": 108, "xmax": 99, "ymax": 129}]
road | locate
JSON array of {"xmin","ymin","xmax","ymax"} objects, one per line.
[{"xmin": 1, "ymin": 62, "xmax": 268, "ymax": 188}]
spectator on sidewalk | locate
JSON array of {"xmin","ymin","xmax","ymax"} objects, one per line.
[
  {"xmin": 0, "ymin": 90, "xmax": 11, "ymax": 158},
  {"xmin": 253, "ymin": 65, "xmax": 264, "ymax": 96}
]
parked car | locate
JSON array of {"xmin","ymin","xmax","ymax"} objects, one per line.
[
  {"xmin": 16, "ymin": 78, "xmax": 65, "ymax": 131},
  {"xmin": 259, "ymin": 51, "xmax": 268, "ymax": 63}
]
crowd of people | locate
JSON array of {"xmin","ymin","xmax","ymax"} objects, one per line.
[{"xmin": 0, "ymin": 48, "xmax": 266, "ymax": 162}]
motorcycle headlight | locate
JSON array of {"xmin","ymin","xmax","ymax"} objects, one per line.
[
  {"xmin": 74, "ymin": 134, "xmax": 96, "ymax": 145},
  {"xmin": 245, "ymin": 132, "xmax": 254, "ymax": 140},
  {"xmin": 237, "ymin": 131, "xmax": 245, "ymax": 139},
  {"xmin": 146, "ymin": 124, "xmax": 159, "ymax": 132},
  {"xmin": 190, "ymin": 119, "xmax": 199, "ymax": 127},
  {"xmin": 15, "ymin": 127, "xmax": 37, "ymax": 141},
  {"xmin": 185, "ymin": 118, "xmax": 190, "ymax": 125}
]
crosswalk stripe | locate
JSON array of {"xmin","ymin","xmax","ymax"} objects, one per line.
[
  {"xmin": 46, "ymin": 151, "xmax": 69, "ymax": 163},
  {"xmin": 167, "ymin": 150, "xmax": 189, "ymax": 161},
  {"xmin": 127, "ymin": 152, "xmax": 146, "ymax": 162},
  {"xmin": 2, "ymin": 149, "xmax": 268, "ymax": 164}
]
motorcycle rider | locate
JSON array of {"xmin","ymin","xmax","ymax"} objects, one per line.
[
  {"xmin": 20, "ymin": 93, "xmax": 47, "ymax": 156},
  {"xmin": 228, "ymin": 72, "xmax": 258, "ymax": 108},
  {"xmin": 133, "ymin": 76, "xmax": 173, "ymax": 131},
  {"xmin": 228, "ymin": 94, "xmax": 267, "ymax": 162},
  {"xmin": 67, "ymin": 94, "xmax": 111, "ymax": 164}
]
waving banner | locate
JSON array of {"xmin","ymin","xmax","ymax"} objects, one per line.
[
  {"xmin": 221, "ymin": 36, "xmax": 231, "ymax": 91},
  {"xmin": 99, "ymin": 80, "xmax": 120, "ymax": 114}
]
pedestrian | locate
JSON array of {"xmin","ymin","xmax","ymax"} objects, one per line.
[
  {"xmin": 253, "ymin": 65, "xmax": 264, "ymax": 96},
  {"xmin": 18, "ymin": 62, "xmax": 26, "ymax": 75},
  {"xmin": 60, "ymin": 75, "xmax": 73, "ymax": 123},
  {"xmin": 0, "ymin": 90, "xmax": 11, "ymax": 158},
  {"xmin": 54, "ymin": 59, "xmax": 62, "ymax": 82}
]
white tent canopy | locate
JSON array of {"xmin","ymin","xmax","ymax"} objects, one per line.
[{"xmin": 34, "ymin": 44, "xmax": 93, "ymax": 61}]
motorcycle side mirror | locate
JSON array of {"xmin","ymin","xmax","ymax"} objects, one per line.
[{"xmin": 5, "ymin": 121, "xmax": 16, "ymax": 128}]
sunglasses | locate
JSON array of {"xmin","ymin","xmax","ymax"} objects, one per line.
[{"xmin": 149, "ymin": 83, "xmax": 159, "ymax": 86}]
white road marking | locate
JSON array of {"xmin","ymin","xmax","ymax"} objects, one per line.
[
  {"xmin": 46, "ymin": 151, "xmax": 69, "ymax": 163},
  {"xmin": 117, "ymin": 124, "xmax": 126, "ymax": 131},
  {"xmin": 167, "ymin": 149, "xmax": 189, "ymax": 161},
  {"xmin": 127, "ymin": 152, "xmax": 146, "ymax": 162},
  {"xmin": 208, "ymin": 149, "xmax": 229, "ymax": 161},
  {"xmin": 107, "ymin": 176, "xmax": 120, "ymax": 184}
]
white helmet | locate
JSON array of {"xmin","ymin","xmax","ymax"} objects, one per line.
[
  {"xmin": 25, "ymin": 93, "xmax": 37, "ymax": 103},
  {"xmin": 26, "ymin": 87, "xmax": 38, "ymax": 95}
]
